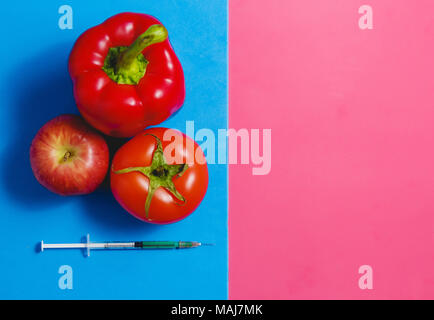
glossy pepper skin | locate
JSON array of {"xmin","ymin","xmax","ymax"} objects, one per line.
[{"xmin": 68, "ymin": 13, "xmax": 185, "ymax": 137}]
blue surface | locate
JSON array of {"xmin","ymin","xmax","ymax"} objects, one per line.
[{"xmin": 0, "ymin": 0, "xmax": 227, "ymax": 299}]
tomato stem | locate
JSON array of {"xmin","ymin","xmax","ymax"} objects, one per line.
[{"xmin": 112, "ymin": 134, "xmax": 188, "ymax": 220}]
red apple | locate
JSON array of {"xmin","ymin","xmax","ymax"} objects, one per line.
[{"xmin": 30, "ymin": 114, "xmax": 109, "ymax": 196}]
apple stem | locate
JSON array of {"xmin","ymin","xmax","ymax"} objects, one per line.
[{"xmin": 63, "ymin": 151, "xmax": 72, "ymax": 162}]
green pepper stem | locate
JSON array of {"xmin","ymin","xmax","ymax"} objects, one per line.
[{"xmin": 116, "ymin": 24, "xmax": 168, "ymax": 72}]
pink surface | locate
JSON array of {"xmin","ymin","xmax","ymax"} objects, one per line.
[{"xmin": 229, "ymin": 0, "xmax": 434, "ymax": 299}]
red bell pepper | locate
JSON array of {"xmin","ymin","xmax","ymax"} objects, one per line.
[{"xmin": 68, "ymin": 13, "xmax": 185, "ymax": 137}]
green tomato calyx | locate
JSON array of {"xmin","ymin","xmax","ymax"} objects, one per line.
[{"xmin": 112, "ymin": 134, "xmax": 188, "ymax": 219}]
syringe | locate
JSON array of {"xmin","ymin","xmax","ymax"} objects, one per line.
[{"xmin": 40, "ymin": 234, "xmax": 213, "ymax": 257}]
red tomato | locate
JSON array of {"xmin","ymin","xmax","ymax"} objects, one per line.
[{"xmin": 110, "ymin": 127, "xmax": 208, "ymax": 224}]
